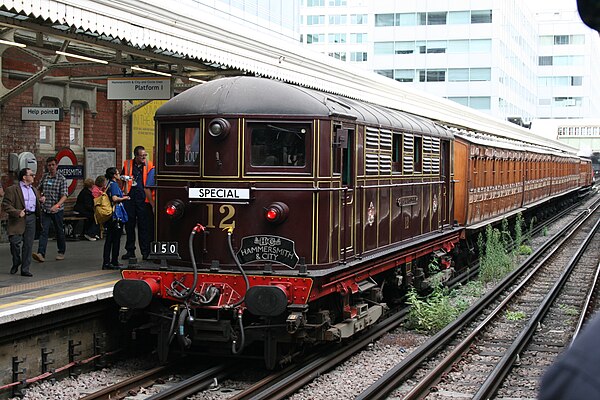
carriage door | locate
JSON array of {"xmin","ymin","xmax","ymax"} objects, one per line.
[
  {"xmin": 440, "ymin": 139, "xmax": 451, "ymax": 227},
  {"xmin": 336, "ymin": 124, "xmax": 355, "ymax": 260}
]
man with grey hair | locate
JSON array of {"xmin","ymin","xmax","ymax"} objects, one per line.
[{"xmin": 2, "ymin": 168, "xmax": 45, "ymax": 276}]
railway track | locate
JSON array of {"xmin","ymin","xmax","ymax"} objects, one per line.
[
  {"xmin": 357, "ymin": 200, "xmax": 600, "ymax": 400},
  {"xmin": 55, "ymin": 196, "xmax": 600, "ymax": 400}
]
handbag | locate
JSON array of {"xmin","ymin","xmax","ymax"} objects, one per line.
[{"xmin": 113, "ymin": 202, "xmax": 129, "ymax": 223}]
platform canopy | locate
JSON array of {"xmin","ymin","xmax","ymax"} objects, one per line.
[{"xmin": 0, "ymin": 0, "xmax": 579, "ymax": 154}]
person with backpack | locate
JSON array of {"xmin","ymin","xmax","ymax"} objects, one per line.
[{"xmin": 102, "ymin": 167, "xmax": 129, "ymax": 270}]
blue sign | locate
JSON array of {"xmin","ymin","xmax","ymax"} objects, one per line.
[{"xmin": 58, "ymin": 165, "xmax": 84, "ymax": 179}]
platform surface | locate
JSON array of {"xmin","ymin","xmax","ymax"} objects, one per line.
[{"xmin": 0, "ymin": 236, "xmax": 137, "ymax": 324}]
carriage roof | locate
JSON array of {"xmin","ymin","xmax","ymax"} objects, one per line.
[{"xmin": 155, "ymin": 76, "xmax": 451, "ymax": 138}]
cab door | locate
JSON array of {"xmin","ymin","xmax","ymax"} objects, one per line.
[
  {"xmin": 337, "ymin": 124, "xmax": 355, "ymax": 261},
  {"xmin": 440, "ymin": 139, "xmax": 451, "ymax": 227}
]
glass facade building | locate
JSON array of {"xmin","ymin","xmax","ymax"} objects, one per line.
[{"xmin": 299, "ymin": 0, "xmax": 600, "ymax": 122}]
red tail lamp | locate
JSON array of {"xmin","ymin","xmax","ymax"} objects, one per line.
[
  {"xmin": 264, "ymin": 202, "xmax": 289, "ymax": 224},
  {"xmin": 165, "ymin": 199, "xmax": 185, "ymax": 220}
]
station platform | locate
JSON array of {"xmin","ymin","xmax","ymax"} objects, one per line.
[{"xmin": 0, "ymin": 237, "xmax": 130, "ymax": 325}]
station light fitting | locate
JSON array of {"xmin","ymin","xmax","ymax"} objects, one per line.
[
  {"xmin": 56, "ymin": 50, "xmax": 108, "ymax": 64},
  {"xmin": 0, "ymin": 39, "xmax": 26, "ymax": 48},
  {"xmin": 188, "ymin": 77, "xmax": 206, "ymax": 83},
  {"xmin": 131, "ymin": 66, "xmax": 172, "ymax": 77}
]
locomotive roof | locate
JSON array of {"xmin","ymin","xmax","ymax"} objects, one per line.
[{"xmin": 156, "ymin": 76, "xmax": 451, "ymax": 138}]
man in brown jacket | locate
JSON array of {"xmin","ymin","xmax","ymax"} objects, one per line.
[{"xmin": 2, "ymin": 168, "xmax": 44, "ymax": 276}]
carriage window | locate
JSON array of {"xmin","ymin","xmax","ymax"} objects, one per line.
[
  {"xmin": 250, "ymin": 123, "xmax": 307, "ymax": 167},
  {"xmin": 163, "ymin": 124, "xmax": 200, "ymax": 166}
]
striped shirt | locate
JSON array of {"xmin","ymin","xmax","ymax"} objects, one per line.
[
  {"xmin": 38, "ymin": 171, "xmax": 68, "ymax": 212},
  {"xmin": 20, "ymin": 181, "xmax": 36, "ymax": 212}
]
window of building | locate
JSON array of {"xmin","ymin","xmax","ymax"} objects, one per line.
[
  {"xmin": 470, "ymin": 68, "xmax": 491, "ymax": 81},
  {"xmin": 471, "ymin": 10, "xmax": 492, "ymax": 23},
  {"xmin": 307, "ymin": 33, "xmax": 325, "ymax": 43},
  {"xmin": 426, "ymin": 40, "xmax": 447, "ymax": 53},
  {"xmin": 553, "ymin": 97, "xmax": 582, "ymax": 107},
  {"xmin": 419, "ymin": 69, "xmax": 445, "ymax": 82},
  {"xmin": 307, "ymin": 15, "xmax": 325, "ymax": 25},
  {"xmin": 427, "ymin": 12, "xmax": 447, "ymax": 25},
  {"xmin": 417, "ymin": 12, "xmax": 427, "ymax": 25},
  {"xmin": 539, "ymin": 56, "xmax": 552, "ymax": 66},
  {"xmin": 328, "ymin": 0, "xmax": 347, "ymax": 5},
  {"xmin": 470, "ymin": 97, "xmax": 491, "ymax": 110},
  {"xmin": 448, "ymin": 69, "xmax": 469, "ymax": 82},
  {"xmin": 39, "ymin": 98, "xmax": 57, "ymax": 150},
  {"xmin": 448, "ymin": 11, "xmax": 469, "ymax": 24},
  {"xmin": 350, "ymin": 14, "xmax": 367, "ymax": 24},
  {"xmin": 397, "ymin": 13, "xmax": 417, "ymax": 26},
  {"xmin": 448, "ymin": 97, "xmax": 469, "ymax": 106},
  {"xmin": 554, "ymin": 35, "xmax": 569, "ymax": 45},
  {"xmin": 394, "ymin": 69, "xmax": 415, "ymax": 82},
  {"xmin": 350, "ymin": 52, "xmax": 368, "ymax": 61},
  {"xmin": 447, "ymin": 40, "xmax": 469, "ymax": 53},
  {"xmin": 307, "ymin": 0, "xmax": 324, "ymax": 6},
  {"xmin": 69, "ymin": 102, "xmax": 84, "ymax": 148},
  {"xmin": 329, "ymin": 33, "xmax": 346, "ymax": 43},
  {"xmin": 329, "ymin": 14, "xmax": 347, "ymax": 24},
  {"xmin": 376, "ymin": 69, "xmax": 393, "ymax": 79},
  {"xmin": 571, "ymin": 76, "xmax": 583, "ymax": 86},
  {"xmin": 554, "ymin": 55, "xmax": 584, "ymax": 65},
  {"xmin": 470, "ymin": 39, "xmax": 492, "ymax": 52},
  {"xmin": 350, "ymin": 33, "xmax": 367, "ymax": 43},
  {"xmin": 375, "ymin": 13, "xmax": 394, "ymax": 26},
  {"xmin": 374, "ymin": 41, "xmax": 394, "ymax": 54},
  {"xmin": 329, "ymin": 51, "xmax": 347, "ymax": 61},
  {"xmin": 395, "ymin": 41, "xmax": 415, "ymax": 54},
  {"xmin": 554, "ymin": 34, "xmax": 585, "ymax": 45}
]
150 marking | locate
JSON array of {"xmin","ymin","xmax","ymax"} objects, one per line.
[
  {"xmin": 151, "ymin": 241, "xmax": 179, "ymax": 256},
  {"xmin": 205, "ymin": 204, "xmax": 236, "ymax": 230}
]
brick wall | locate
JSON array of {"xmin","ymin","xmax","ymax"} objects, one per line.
[{"xmin": 0, "ymin": 48, "xmax": 126, "ymax": 239}]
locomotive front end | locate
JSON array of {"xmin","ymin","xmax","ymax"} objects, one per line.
[{"xmin": 114, "ymin": 77, "xmax": 329, "ymax": 368}]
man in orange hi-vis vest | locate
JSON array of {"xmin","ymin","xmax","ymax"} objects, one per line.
[{"xmin": 121, "ymin": 145, "xmax": 154, "ymax": 260}]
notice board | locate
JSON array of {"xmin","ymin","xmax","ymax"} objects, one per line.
[{"xmin": 85, "ymin": 148, "xmax": 116, "ymax": 180}]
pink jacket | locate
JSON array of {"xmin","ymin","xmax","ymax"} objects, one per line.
[{"xmin": 91, "ymin": 185, "xmax": 103, "ymax": 198}]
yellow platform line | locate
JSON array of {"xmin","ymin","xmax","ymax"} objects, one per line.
[{"xmin": 0, "ymin": 280, "xmax": 118, "ymax": 309}]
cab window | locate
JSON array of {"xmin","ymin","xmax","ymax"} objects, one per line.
[
  {"xmin": 250, "ymin": 122, "xmax": 307, "ymax": 167},
  {"xmin": 162, "ymin": 124, "xmax": 200, "ymax": 167}
]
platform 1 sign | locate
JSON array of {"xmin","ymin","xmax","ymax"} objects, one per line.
[
  {"xmin": 21, "ymin": 107, "xmax": 62, "ymax": 121},
  {"xmin": 107, "ymin": 77, "xmax": 171, "ymax": 100},
  {"xmin": 237, "ymin": 235, "xmax": 299, "ymax": 269}
]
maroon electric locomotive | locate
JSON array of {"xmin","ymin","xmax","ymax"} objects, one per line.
[{"xmin": 114, "ymin": 76, "xmax": 590, "ymax": 368}]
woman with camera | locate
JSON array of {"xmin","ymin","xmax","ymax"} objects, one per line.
[{"xmin": 102, "ymin": 167, "xmax": 130, "ymax": 270}]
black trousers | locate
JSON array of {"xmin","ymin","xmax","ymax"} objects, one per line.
[
  {"xmin": 124, "ymin": 199, "xmax": 150, "ymax": 257},
  {"xmin": 9, "ymin": 213, "xmax": 36, "ymax": 274},
  {"xmin": 103, "ymin": 219, "xmax": 123, "ymax": 266}
]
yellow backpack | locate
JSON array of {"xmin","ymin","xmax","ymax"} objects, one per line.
[{"xmin": 94, "ymin": 187, "xmax": 112, "ymax": 224}]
